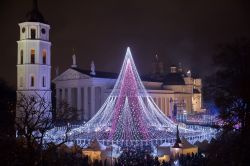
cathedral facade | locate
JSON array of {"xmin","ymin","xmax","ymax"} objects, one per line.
[{"xmin": 54, "ymin": 55, "xmax": 203, "ymax": 121}]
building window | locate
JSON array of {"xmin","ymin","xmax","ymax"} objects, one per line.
[
  {"xmin": 20, "ymin": 50, "xmax": 23, "ymax": 64},
  {"xmin": 31, "ymin": 29, "xmax": 36, "ymax": 39},
  {"xmin": 30, "ymin": 76, "xmax": 35, "ymax": 87},
  {"xmin": 42, "ymin": 49, "xmax": 46, "ymax": 64},
  {"xmin": 41, "ymin": 28, "xmax": 46, "ymax": 34},
  {"xmin": 42, "ymin": 76, "xmax": 46, "ymax": 87},
  {"xmin": 31, "ymin": 49, "xmax": 35, "ymax": 64},
  {"xmin": 22, "ymin": 27, "xmax": 25, "ymax": 33}
]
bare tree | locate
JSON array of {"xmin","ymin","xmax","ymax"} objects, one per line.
[
  {"xmin": 15, "ymin": 92, "xmax": 74, "ymax": 165},
  {"xmin": 56, "ymin": 100, "xmax": 79, "ymax": 124}
]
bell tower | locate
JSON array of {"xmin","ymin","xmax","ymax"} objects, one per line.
[{"xmin": 16, "ymin": 0, "xmax": 51, "ymax": 109}]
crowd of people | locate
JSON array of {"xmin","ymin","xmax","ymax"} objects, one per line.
[
  {"xmin": 80, "ymin": 145, "xmax": 205, "ymax": 166},
  {"xmin": 178, "ymin": 153, "xmax": 206, "ymax": 166},
  {"xmin": 115, "ymin": 146, "xmax": 160, "ymax": 166},
  {"xmin": 40, "ymin": 144, "xmax": 206, "ymax": 166}
]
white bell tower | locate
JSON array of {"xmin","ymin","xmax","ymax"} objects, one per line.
[{"xmin": 16, "ymin": 0, "xmax": 51, "ymax": 108}]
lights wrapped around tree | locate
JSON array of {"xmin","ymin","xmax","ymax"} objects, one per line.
[{"xmin": 45, "ymin": 47, "xmax": 215, "ymax": 146}]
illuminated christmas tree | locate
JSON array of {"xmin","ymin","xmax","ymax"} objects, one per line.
[{"xmin": 46, "ymin": 47, "xmax": 215, "ymax": 146}]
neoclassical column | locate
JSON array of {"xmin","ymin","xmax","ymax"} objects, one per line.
[
  {"xmin": 62, "ymin": 88, "xmax": 65, "ymax": 101},
  {"xmin": 165, "ymin": 98, "xmax": 169, "ymax": 116},
  {"xmin": 67, "ymin": 87, "xmax": 72, "ymax": 106},
  {"xmin": 83, "ymin": 86, "xmax": 88, "ymax": 120},
  {"xmin": 154, "ymin": 97, "xmax": 157, "ymax": 106},
  {"xmin": 90, "ymin": 86, "xmax": 95, "ymax": 117},
  {"xmin": 158, "ymin": 97, "xmax": 161, "ymax": 110},
  {"xmin": 161, "ymin": 97, "xmax": 165, "ymax": 114},
  {"xmin": 77, "ymin": 87, "xmax": 81, "ymax": 119},
  {"xmin": 153, "ymin": 97, "xmax": 156, "ymax": 104},
  {"xmin": 169, "ymin": 98, "xmax": 173, "ymax": 117}
]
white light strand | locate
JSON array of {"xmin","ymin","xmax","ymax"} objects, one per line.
[{"xmin": 45, "ymin": 47, "xmax": 216, "ymax": 145}]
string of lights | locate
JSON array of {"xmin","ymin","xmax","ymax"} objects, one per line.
[{"xmin": 45, "ymin": 47, "xmax": 216, "ymax": 146}]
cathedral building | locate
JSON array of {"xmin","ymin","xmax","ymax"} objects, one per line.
[
  {"xmin": 16, "ymin": 1, "xmax": 203, "ymax": 122},
  {"xmin": 54, "ymin": 54, "xmax": 203, "ymax": 121}
]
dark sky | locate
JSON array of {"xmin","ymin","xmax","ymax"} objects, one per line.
[{"xmin": 0, "ymin": 0, "xmax": 250, "ymax": 87}]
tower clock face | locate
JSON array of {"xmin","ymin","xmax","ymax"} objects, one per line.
[
  {"xmin": 22, "ymin": 27, "xmax": 25, "ymax": 33},
  {"xmin": 41, "ymin": 28, "xmax": 46, "ymax": 34}
]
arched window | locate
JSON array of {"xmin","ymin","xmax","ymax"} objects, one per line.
[
  {"xmin": 42, "ymin": 49, "xmax": 46, "ymax": 64},
  {"xmin": 42, "ymin": 76, "xmax": 46, "ymax": 87},
  {"xmin": 20, "ymin": 50, "xmax": 23, "ymax": 64},
  {"xmin": 31, "ymin": 29, "xmax": 36, "ymax": 39},
  {"xmin": 31, "ymin": 49, "xmax": 35, "ymax": 64},
  {"xmin": 30, "ymin": 76, "xmax": 35, "ymax": 87}
]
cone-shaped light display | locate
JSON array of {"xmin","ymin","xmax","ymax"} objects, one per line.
[{"xmin": 46, "ymin": 47, "xmax": 215, "ymax": 146}]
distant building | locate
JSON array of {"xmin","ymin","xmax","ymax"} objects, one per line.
[{"xmin": 54, "ymin": 53, "xmax": 203, "ymax": 121}]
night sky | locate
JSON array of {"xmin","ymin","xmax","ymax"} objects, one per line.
[{"xmin": 0, "ymin": 0, "xmax": 250, "ymax": 87}]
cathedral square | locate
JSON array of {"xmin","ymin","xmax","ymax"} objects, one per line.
[{"xmin": 0, "ymin": 0, "xmax": 250, "ymax": 166}]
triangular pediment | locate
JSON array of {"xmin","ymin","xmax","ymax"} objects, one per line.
[{"xmin": 53, "ymin": 68, "xmax": 91, "ymax": 82}]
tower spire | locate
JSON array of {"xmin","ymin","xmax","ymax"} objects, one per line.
[
  {"xmin": 25, "ymin": 0, "xmax": 45, "ymax": 23},
  {"xmin": 32, "ymin": 0, "xmax": 38, "ymax": 10}
]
